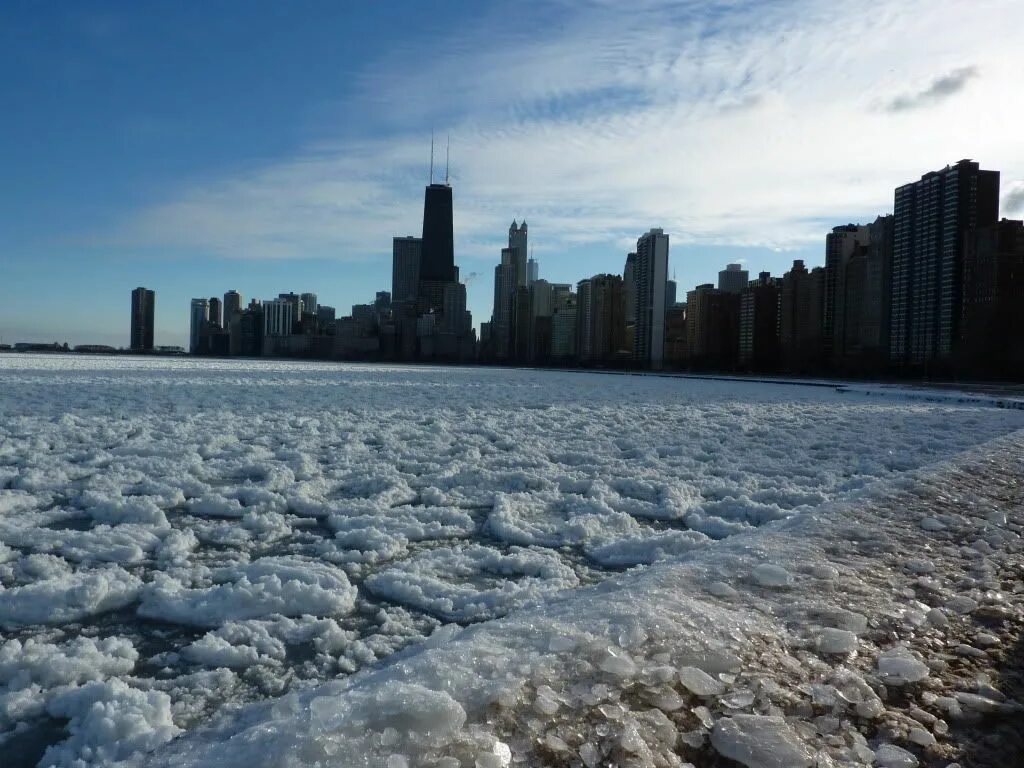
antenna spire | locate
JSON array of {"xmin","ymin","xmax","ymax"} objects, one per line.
[
  {"xmin": 429, "ymin": 131, "xmax": 434, "ymax": 184},
  {"xmin": 445, "ymin": 134, "xmax": 450, "ymax": 185}
]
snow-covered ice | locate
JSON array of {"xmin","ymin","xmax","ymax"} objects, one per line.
[{"xmin": 2, "ymin": 354, "xmax": 1024, "ymax": 767}]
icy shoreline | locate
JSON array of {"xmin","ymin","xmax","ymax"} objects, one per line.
[{"xmin": 144, "ymin": 429, "xmax": 1024, "ymax": 768}]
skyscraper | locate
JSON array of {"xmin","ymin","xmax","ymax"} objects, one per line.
[
  {"xmin": 890, "ymin": 159, "xmax": 1000, "ymax": 366},
  {"xmin": 491, "ymin": 249, "xmax": 517, "ymax": 359},
  {"xmin": 300, "ymin": 293, "xmax": 318, "ymax": 317},
  {"xmin": 718, "ymin": 263, "xmax": 749, "ymax": 294},
  {"xmin": 527, "ymin": 257, "xmax": 539, "ymax": 285},
  {"xmin": 509, "ymin": 220, "xmax": 528, "ymax": 287},
  {"xmin": 576, "ymin": 275, "xmax": 625, "ymax": 364},
  {"xmin": 392, "ymin": 237, "xmax": 422, "ymax": 303},
  {"xmin": 208, "ymin": 297, "xmax": 222, "ymax": 328},
  {"xmin": 633, "ymin": 228, "xmax": 670, "ymax": 368},
  {"xmin": 824, "ymin": 224, "xmax": 871, "ymax": 363},
  {"xmin": 189, "ymin": 298, "xmax": 209, "ymax": 354},
  {"xmin": 623, "ymin": 253, "xmax": 637, "ymax": 324},
  {"xmin": 223, "ymin": 290, "xmax": 242, "ymax": 325},
  {"xmin": 130, "ymin": 287, "xmax": 155, "ymax": 351},
  {"xmin": 420, "ymin": 184, "xmax": 455, "ymax": 283}
]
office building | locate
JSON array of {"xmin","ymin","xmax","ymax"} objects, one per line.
[
  {"xmin": 509, "ymin": 220, "xmax": 528, "ymax": 287},
  {"xmin": 208, "ymin": 297, "xmax": 222, "ymax": 328},
  {"xmin": 392, "ymin": 237, "xmax": 422, "ymax": 303},
  {"xmin": 130, "ymin": 287, "xmax": 155, "ymax": 351},
  {"xmin": 633, "ymin": 228, "xmax": 669, "ymax": 368},
  {"xmin": 223, "ymin": 290, "xmax": 242, "ymax": 325},
  {"xmin": 189, "ymin": 298, "xmax": 209, "ymax": 354},
  {"xmin": 264, "ymin": 298, "xmax": 294, "ymax": 337},
  {"xmin": 420, "ymin": 183, "xmax": 455, "ymax": 285},
  {"xmin": 300, "ymin": 293, "xmax": 318, "ymax": 316},
  {"xmin": 527, "ymin": 257, "xmax": 539, "ymax": 285},
  {"xmin": 666, "ymin": 279, "xmax": 677, "ymax": 308},
  {"xmin": 890, "ymin": 159, "xmax": 1000, "ymax": 366},
  {"xmin": 551, "ymin": 289, "xmax": 577, "ymax": 359},
  {"xmin": 718, "ymin": 263, "xmax": 749, "ymax": 294}
]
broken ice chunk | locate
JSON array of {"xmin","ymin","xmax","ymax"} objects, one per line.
[
  {"xmin": 678, "ymin": 666, "xmax": 726, "ymax": 697},
  {"xmin": 751, "ymin": 564, "xmax": 793, "ymax": 588},
  {"xmin": 710, "ymin": 715, "xmax": 813, "ymax": 768}
]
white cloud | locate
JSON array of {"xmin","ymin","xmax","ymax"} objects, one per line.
[{"xmin": 99, "ymin": 0, "xmax": 1024, "ymax": 279}]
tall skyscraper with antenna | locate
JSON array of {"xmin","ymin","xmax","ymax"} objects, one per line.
[{"xmin": 419, "ymin": 137, "xmax": 456, "ymax": 305}]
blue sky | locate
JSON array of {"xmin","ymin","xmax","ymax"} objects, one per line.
[{"xmin": 2, "ymin": 0, "xmax": 1023, "ymax": 347}]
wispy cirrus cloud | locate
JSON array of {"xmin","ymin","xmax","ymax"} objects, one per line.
[
  {"xmin": 884, "ymin": 66, "xmax": 979, "ymax": 112},
  {"xmin": 93, "ymin": 0, "xmax": 1024, "ymax": 304}
]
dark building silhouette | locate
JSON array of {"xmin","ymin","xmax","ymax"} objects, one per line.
[
  {"xmin": 780, "ymin": 260, "xmax": 825, "ymax": 371},
  {"xmin": 738, "ymin": 273, "xmax": 780, "ymax": 371},
  {"xmin": 208, "ymin": 297, "xmax": 222, "ymax": 328},
  {"xmin": 890, "ymin": 159, "xmax": 1000, "ymax": 368},
  {"xmin": 576, "ymin": 275, "xmax": 626, "ymax": 364},
  {"xmin": 130, "ymin": 287, "xmax": 155, "ymax": 351},
  {"xmin": 961, "ymin": 218, "xmax": 1024, "ymax": 375},
  {"xmin": 392, "ymin": 237, "xmax": 422, "ymax": 304},
  {"xmin": 833, "ymin": 215, "xmax": 894, "ymax": 371},
  {"xmin": 718, "ymin": 263, "xmax": 749, "ymax": 294},
  {"xmin": 419, "ymin": 184, "xmax": 455, "ymax": 285},
  {"xmin": 686, "ymin": 283, "xmax": 739, "ymax": 370}
]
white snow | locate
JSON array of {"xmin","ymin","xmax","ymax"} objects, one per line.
[{"xmin": 2, "ymin": 355, "xmax": 1024, "ymax": 766}]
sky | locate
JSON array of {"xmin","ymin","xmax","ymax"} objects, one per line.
[{"xmin": 2, "ymin": 0, "xmax": 1023, "ymax": 348}]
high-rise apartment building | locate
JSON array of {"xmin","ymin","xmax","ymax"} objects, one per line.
[
  {"xmin": 824, "ymin": 224, "xmax": 871, "ymax": 363},
  {"xmin": 686, "ymin": 284, "xmax": 739, "ymax": 369},
  {"xmin": 392, "ymin": 237, "xmax": 422, "ymax": 304},
  {"xmin": 890, "ymin": 159, "xmax": 1000, "ymax": 366},
  {"xmin": 961, "ymin": 218, "xmax": 1024, "ymax": 373},
  {"xmin": 550, "ymin": 289, "xmax": 577, "ymax": 359},
  {"xmin": 633, "ymin": 228, "xmax": 669, "ymax": 368},
  {"xmin": 718, "ymin": 263, "xmax": 749, "ymax": 294},
  {"xmin": 738, "ymin": 273, "xmax": 780, "ymax": 371},
  {"xmin": 779, "ymin": 260, "xmax": 825, "ymax": 371},
  {"xmin": 623, "ymin": 252, "xmax": 637, "ymax": 324},
  {"xmin": 189, "ymin": 298, "xmax": 209, "ymax": 354},
  {"xmin": 576, "ymin": 274, "xmax": 625, "ymax": 364},
  {"xmin": 130, "ymin": 287, "xmax": 155, "ymax": 351}
]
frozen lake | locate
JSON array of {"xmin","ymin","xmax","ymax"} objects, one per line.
[{"xmin": 1, "ymin": 355, "xmax": 1022, "ymax": 767}]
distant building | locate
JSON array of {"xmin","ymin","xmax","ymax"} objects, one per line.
[
  {"xmin": 576, "ymin": 274, "xmax": 626, "ymax": 364},
  {"xmin": 633, "ymin": 229, "xmax": 669, "ymax": 368},
  {"xmin": 189, "ymin": 298, "xmax": 209, "ymax": 354},
  {"xmin": 130, "ymin": 287, "xmax": 155, "ymax": 351},
  {"xmin": 738, "ymin": 273, "xmax": 780, "ymax": 371},
  {"xmin": 832, "ymin": 215, "xmax": 894, "ymax": 370},
  {"xmin": 664, "ymin": 304, "xmax": 688, "ymax": 366},
  {"xmin": 665, "ymin": 279, "xmax": 677, "ymax": 308},
  {"xmin": 392, "ymin": 237, "xmax": 422, "ymax": 304},
  {"xmin": 509, "ymin": 220, "xmax": 528, "ymax": 287},
  {"xmin": 316, "ymin": 305, "xmax": 336, "ymax": 328},
  {"xmin": 278, "ymin": 292, "xmax": 303, "ymax": 322},
  {"xmin": 208, "ymin": 297, "xmax": 222, "ymax": 328},
  {"xmin": 527, "ymin": 257, "xmax": 539, "ymax": 285},
  {"xmin": 961, "ymin": 218, "xmax": 1024, "ymax": 374},
  {"xmin": 623, "ymin": 252, "xmax": 637, "ymax": 324},
  {"xmin": 264, "ymin": 298, "xmax": 294, "ymax": 337},
  {"xmin": 779, "ymin": 260, "xmax": 826, "ymax": 371},
  {"xmin": 718, "ymin": 263, "xmax": 749, "ymax": 294},
  {"xmin": 300, "ymin": 293, "xmax": 318, "ymax": 316},
  {"xmin": 686, "ymin": 284, "xmax": 739, "ymax": 369},
  {"xmin": 418, "ymin": 183, "xmax": 456, "ymax": 314},
  {"xmin": 229, "ymin": 300, "xmax": 264, "ymax": 357},
  {"xmin": 550, "ymin": 287, "xmax": 577, "ymax": 360},
  {"xmin": 890, "ymin": 159, "xmax": 1000, "ymax": 367},
  {"xmin": 223, "ymin": 290, "xmax": 243, "ymax": 325}
]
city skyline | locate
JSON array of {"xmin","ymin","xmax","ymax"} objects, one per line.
[{"xmin": 3, "ymin": 1, "xmax": 1024, "ymax": 347}]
